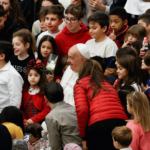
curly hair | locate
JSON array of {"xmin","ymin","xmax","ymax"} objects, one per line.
[{"xmin": 9, "ymin": 0, "xmax": 27, "ymax": 29}]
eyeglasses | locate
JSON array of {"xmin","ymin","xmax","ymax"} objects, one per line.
[{"xmin": 64, "ymin": 17, "xmax": 78, "ymax": 23}]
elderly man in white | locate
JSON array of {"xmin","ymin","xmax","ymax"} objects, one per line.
[{"xmin": 60, "ymin": 44, "xmax": 90, "ymax": 106}]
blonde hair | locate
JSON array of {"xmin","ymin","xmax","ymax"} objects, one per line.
[
  {"xmin": 125, "ymin": 25, "xmax": 146, "ymax": 41},
  {"xmin": 127, "ymin": 91, "xmax": 150, "ymax": 132}
]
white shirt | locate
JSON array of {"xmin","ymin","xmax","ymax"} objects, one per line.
[
  {"xmin": 124, "ymin": 0, "xmax": 150, "ymax": 15},
  {"xmin": 36, "ymin": 30, "xmax": 61, "ymax": 47},
  {"xmin": 86, "ymin": 37, "xmax": 118, "ymax": 58},
  {"xmin": 0, "ymin": 61, "xmax": 24, "ymax": 112},
  {"xmin": 120, "ymin": 147, "xmax": 132, "ymax": 150},
  {"xmin": 60, "ymin": 66, "xmax": 78, "ymax": 106}
]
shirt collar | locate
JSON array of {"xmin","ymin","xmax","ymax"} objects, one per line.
[
  {"xmin": 0, "ymin": 61, "xmax": 11, "ymax": 71},
  {"xmin": 51, "ymin": 101, "xmax": 64, "ymax": 111},
  {"xmin": 120, "ymin": 147, "xmax": 132, "ymax": 150}
]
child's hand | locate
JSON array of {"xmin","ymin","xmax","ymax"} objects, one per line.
[
  {"xmin": 27, "ymin": 119, "xmax": 33, "ymax": 125},
  {"xmin": 88, "ymin": 0, "xmax": 105, "ymax": 12},
  {"xmin": 142, "ymin": 85, "xmax": 150, "ymax": 92},
  {"xmin": 71, "ymin": 0, "xmax": 82, "ymax": 5},
  {"xmin": 109, "ymin": 30, "xmax": 116, "ymax": 41},
  {"xmin": 122, "ymin": 41, "xmax": 130, "ymax": 48},
  {"xmin": 82, "ymin": 141, "xmax": 88, "ymax": 150},
  {"xmin": 46, "ymin": 73, "xmax": 54, "ymax": 82},
  {"xmin": 140, "ymin": 47, "xmax": 147, "ymax": 59}
]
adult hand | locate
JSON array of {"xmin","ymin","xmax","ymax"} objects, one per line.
[
  {"xmin": 139, "ymin": 47, "xmax": 147, "ymax": 59},
  {"xmin": 141, "ymin": 85, "xmax": 149, "ymax": 92},
  {"xmin": 122, "ymin": 41, "xmax": 130, "ymax": 48},
  {"xmin": 82, "ymin": 141, "xmax": 88, "ymax": 150},
  {"xmin": 71, "ymin": 0, "xmax": 82, "ymax": 5},
  {"xmin": 46, "ymin": 73, "xmax": 54, "ymax": 82},
  {"xmin": 109, "ymin": 30, "xmax": 116, "ymax": 41},
  {"xmin": 27, "ymin": 119, "xmax": 33, "ymax": 125},
  {"xmin": 88, "ymin": 0, "xmax": 106, "ymax": 12}
]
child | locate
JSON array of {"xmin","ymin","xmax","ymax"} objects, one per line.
[
  {"xmin": 138, "ymin": 14, "xmax": 150, "ymax": 40},
  {"xmin": 141, "ymin": 52, "xmax": 150, "ymax": 99},
  {"xmin": 55, "ymin": 55, "xmax": 69, "ymax": 83},
  {"xmin": 106, "ymin": 7, "xmax": 129, "ymax": 48},
  {"xmin": 114, "ymin": 55, "xmax": 142, "ymax": 91},
  {"xmin": 86, "ymin": 11, "xmax": 118, "ymax": 77},
  {"xmin": 0, "ymin": 5, "xmax": 18, "ymax": 43},
  {"xmin": 21, "ymin": 59, "xmax": 50, "ymax": 125},
  {"xmin": 35, "ymin": 7, "xmax": 47, "ymax": 41},
  {"xmin": 55, "ymin": 4, "xmax": 92, "ymax": 58},
  {"xmin": 0, "ymin": 0, "xmax": 27, "ymax": 29},
  {"xmin": 38, "ymin": 35, "xmax": 57, "ymax": 82},
  {"xmin": 26, "ymin": 123, "xmax": 50, "ymax": 150},
  {"xmin": 0, "ymin": 41, "xmax": 23, "ymax": 113},
  {"xmin": 111, "ymin": 126, "xmax": 133, "ymax": 150},
  {"xmin": 10, "ymin": 29, "xmax": 36, "ymax": 80},
  {"xmin": 36, "ymin": 5, "xmax": 64, "ymax": 47},
  {"xmin": 122, "ymin": 25, "xmax": 146, "ymax": 48},
  {"xmin": 126, "ymin": 91, "xmax": 150, "ymax": 150}
]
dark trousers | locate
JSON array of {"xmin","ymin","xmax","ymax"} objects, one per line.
[{"xmin": 87, "ymin": 119, "xmax": 126, "ymax": 150}]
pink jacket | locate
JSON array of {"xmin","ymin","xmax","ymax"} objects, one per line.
[{"xmin": 126, "ymin": 121, "xmax": 150, "ymax": 150}]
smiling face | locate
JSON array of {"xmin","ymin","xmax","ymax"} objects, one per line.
[
  {"xmin": 65, "ymin": 13, "xmax": 83, "ymax": 33},
  {"xmin": 28, "ymin": 69, "xmax": 41, "ymax": 88},
  {"xmin": 39, "ymin": 17, "xmax": 47, "ymax": 32},
  {"xmin": 0, "ymin": 0, "xmax": 11, "ymax": 14},
  {"xmin": 12, "ymin": 37, "xmax": 28, "ymax": 56},
  {"xmin": 45, "ymin": 14, "xmax": 62, "ymax": 34},
  {"xmin": 40, "ymin": 41, "xmax": 53, "ymax": 60},
  {"xmin": 116, "ymin": 61, "xmax": 128, "ymax": 79},
  {"xmin": 110, "ymin": 15, "xmax": 127, "ymax": 33},
  {"xmin": 89, "ymin": 22, "xmax": 107, "ymax": 41}
]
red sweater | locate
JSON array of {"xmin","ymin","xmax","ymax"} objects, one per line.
[
  {"xmin": 74, "ymin": 76, "xmax": 128, "ymax": 138},
  {"xmin": 55, "ymin": 24, "xmax": 92, "ymax": 58},
  {"xmin": 21, "ymin": 89, "xmax": 50, "ymax": 123}
]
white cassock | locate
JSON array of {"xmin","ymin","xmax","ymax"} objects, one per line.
[{"xmin": 60, "ymin": 66, "xmax": 78, "ymax": 106}]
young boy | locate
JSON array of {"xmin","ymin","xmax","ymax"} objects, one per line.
[
  {"xmin": 35, "ymin": 7, "xmax": 47, "ymax": 41},
  {"xmin": 141, "ymin": 51, "xmax": 150, "ymax": 99},
  {"xmin": 86, "ymin": 11, "xmax": 118, "ymax": 76},
  {"xmin": 138, "ymin": 14, "xmax": 150, "ymax": 39},
  {"xmin": 0, "ymin": 41, "xmax": 23, "ymax": 113},
  {"xmin": 36, "ymin": 5, "xmax": 64, "ymax": 47},
  {"xmin": 55, "ymin": 4, "xmax": 92, "ymax": 58},
  {"xmin": 0, "ymin": 5, "xmax": 18, "ymax": 43},
  {"xmin": 106, "ymin": 7, "xmax": 129, "ymax": 48},
  {"xmin": 111, "ymin": 126, "xmax": 133, "ymax": 150}
]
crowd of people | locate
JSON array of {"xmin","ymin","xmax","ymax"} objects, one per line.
[{"xmin": 0, "ymin": 0, "xmax": 150, "ymax": 150}]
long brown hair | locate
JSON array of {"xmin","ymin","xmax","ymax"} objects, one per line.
[
  {"xmin": 116, "ymin": 55, "xmax": 142, "ymax": 90},
  {"xmin": 9, "ymin": 0, "xmax": 27, "ymax": 29},
  {"xmin": 127, "ymin": 91, "xmax": 150, "ymax": 132},
  {"xmin": 13, "ymin": 29, "xmax": 37, "ymax": 57},
  {"xmin": 24, "ymin": 68, "xmax": 47, "ymax": 94},
  {"xmin": 77, "ymin": 59, "xmax": 108, "ymax": 98}
]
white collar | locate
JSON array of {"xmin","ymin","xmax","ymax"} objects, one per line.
[
  {"xmin": 28, "ymin": 87, "xmax": 40, "ymax": 95},
  {"xmin": 0, "ymin": 61, "xmax": 11, "ymax": 71},
  {"xmin": 120, "ymin": 147, "xmax": 132, "ymax": 150}
]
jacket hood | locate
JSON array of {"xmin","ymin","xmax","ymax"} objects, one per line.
[{"xmin": 62, "ymin": 23, "xmax": 89, "ymax": 35}]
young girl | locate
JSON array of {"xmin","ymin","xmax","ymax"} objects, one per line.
[
  {"xmin": 126, "ymin": 91, "xmax": 150, "ymax": 150},
  {"xmin": 114, "ymin": 54, "xmax": 142, "ymax": 91},
  {"xmin": 38, "ymin": 35, "xmax": 57, "ymax": 82},
  {"xmin": 10, "ymin": 29, "xmax": 36, "ymax": 80},
  {"xmin": 0, "ymin": 0, "xmax": 27, "ymax": 29},
  {"xmin": 26, "ymin": 123, "xmax": 50, "ymax": 150},
  {"xmin": 122, "ymin": 25, "xmax": 146, "ymax": 47},
  {"xmin": 21, "ymin": 59, "xmax": 50, "ymax": 125},
  {"xmin": 55, "ymin": 55, "xmax": 69, "ymax": 83}
]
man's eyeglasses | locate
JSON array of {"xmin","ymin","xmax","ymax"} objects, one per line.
[{"xmin": 64, "ymin": 17, "xmax": 78, "ymax": 23}]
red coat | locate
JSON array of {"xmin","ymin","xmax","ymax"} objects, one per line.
[
  {"xmin": 55, "ymin": 23, "xmax": 92, "ymax": 58},
  {"xmin": 21, "ymin": 89, "xmax": 50, "ymax": 123},
  {"xmin": 74, "ymin": 76, "xmax": 128, "ymax": 138}
]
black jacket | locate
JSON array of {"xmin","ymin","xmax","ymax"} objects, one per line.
[{"xmin": 0, "ymin": 15, "xmax": 18, "ymax": 43}]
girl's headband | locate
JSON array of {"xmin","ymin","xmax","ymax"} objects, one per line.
[{"xmin": 27, "ymin": 59, "xmax": 44, "ymax": 71}]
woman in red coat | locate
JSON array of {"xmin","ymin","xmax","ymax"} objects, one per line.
[{"xmin": 74, "ymin": 59, "xmax": 128, "ymax": 150}]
